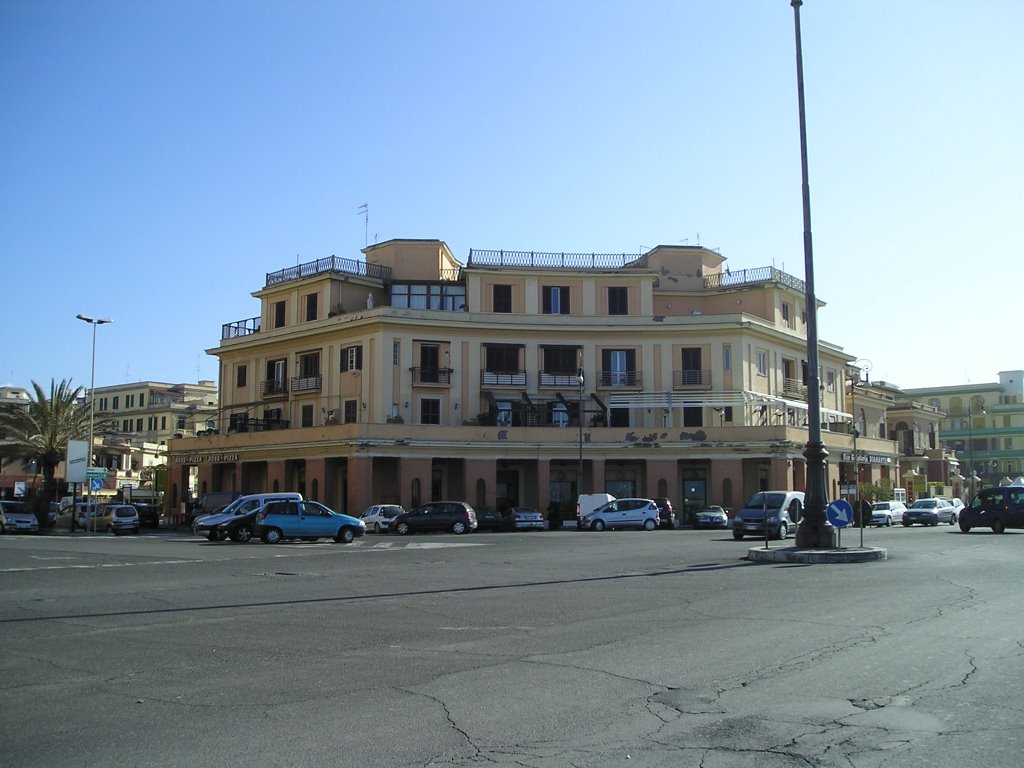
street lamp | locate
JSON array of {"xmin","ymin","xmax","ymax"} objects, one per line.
[
  {"xmin": 967, "ymin": 399, "xmax": 985, "ymax": 499},
  {"xmin": 846, "ymin": 360, "xmax": 871, "ymax": 546},
  {"xmin": 77, "ymin": 314, "xmax": 112, "ymax": 532},
  {"xmin": 790, "ymin": 0, "xmax": 832, "ymax": 548},
  {"xmin": 577, "ymin": 368, "xmax": 585, "ymax": 498}
]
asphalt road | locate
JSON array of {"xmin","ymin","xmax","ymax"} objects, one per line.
[{"xmin": 1, "ymin": 522, "xmax": 1021, "ymax": 768}]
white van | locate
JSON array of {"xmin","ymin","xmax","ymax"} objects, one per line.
[
  {"xmin": 576, "ymin": 493, "xmax": 615, "ymax": 529},
  {"xmin": 732, "ymin": 490, "xmax": 804, "ymax": 540}
]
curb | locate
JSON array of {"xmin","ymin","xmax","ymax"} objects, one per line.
[{"xmin": 746, "ymin": 546, "xmax": 887, "ymax": 564}]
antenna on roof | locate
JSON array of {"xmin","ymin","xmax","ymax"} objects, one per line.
[{"xmin": 358, "ymin": 203, "xmax": 369, "ymax": 246}]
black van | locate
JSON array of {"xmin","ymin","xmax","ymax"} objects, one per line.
[{"xmin": 959, "ymin": 486, "xmax": 1024, "ymax": 533}]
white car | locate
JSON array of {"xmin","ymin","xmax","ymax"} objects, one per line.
[
  {"xmin": 360, "ymin": 504, "xmax": 406, "ymax": 533},
  {"xmin": 870, "ymin": 500, "xmax": 907, "ymax": 527},
  {"xmin": 581, "ymin": 498, "xmax": 660, "ymax": 531},
  {"xmin": 0, "ymin": 501, "xmax": 39, "ymax": 534}
]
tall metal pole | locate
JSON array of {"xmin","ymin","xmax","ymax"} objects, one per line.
[
  {"xmin": 77, "ymin": 314, "xmax": 111, "ymax": 532},
  {"xmin": 790, "ymin": 0, "xmax": 833, "ymax": 548},
  {"xmin": 578, "ymin": 368, "xmax": 585, "ymax": 497}
]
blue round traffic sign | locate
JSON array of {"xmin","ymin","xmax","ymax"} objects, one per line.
[{"xmin": 826, "ymin": 499, "xmax": 854, "ymax": 528}]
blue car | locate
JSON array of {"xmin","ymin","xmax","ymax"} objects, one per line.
[{"xmin": 255, "ymin": 500, "xmax": 366, "ymax": 544}]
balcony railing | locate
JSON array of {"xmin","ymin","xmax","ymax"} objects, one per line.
[
  {"xmin": 411, "ymin": 367, "xmax": 452, "ymax": 385},
  {"xmin": 265, "ymin": 255, "xmax": 392, "ymax": 287},
  {"xmin": 597, "ymin": 371, "xmax": 643, "ymax": 388},
  {"xmin": 261, "ymin": 379, "xmax": 288, "ymax": 397},
  {"xmin": 783, "ymin": 378, "xmax": 808, "ymax": 400},
  {"xmin": 222, "ymin": 316, "xmax": 261, "ymax": 340},
  {"xmin": 468, "ymin": 249, "xmax": 642, "ymax": 270},
  {"xmin": 539, "ymin": 372, "xmax": 582, "ymax": 388},
  {"xmin": 703, "ymin": 266, "xmax": 806, "ymax": 293},
  {"xmin": 291, "ymin": 375, "xmax": 322, "ymax": 393},
  {"xmin": 481, "ymin": 370, "xmax": 528, "ymax": 387},
  {"xmin": 673, "ymin": 369, "xmax": 712, "ymax": 389}
]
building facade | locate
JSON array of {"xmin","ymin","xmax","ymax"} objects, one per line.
[
  {"xmin": 169, "ymin": 239, "xmax": 909, "ymax": 522},
  {"xmin": 902, "ymin": 371, "xmax": 1024, "ymax": 497}
]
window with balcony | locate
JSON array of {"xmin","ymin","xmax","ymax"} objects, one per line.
[
  {"xmin": 493, "ymin": 284, "xmax": 512, "ymax": 313},
  {"xmin": 417, "ymin": 345, "xmax": 442, "ymax": 383},
  {"xmin": 483, "ymin": 344, "xmax": 524, "ymax": 386},
  {"xmin": 420, "ymin": 398, "xmax": 440, "ymax": 425},
  {"xmin": 542, "ymin": 286, "xmax": 570, "ymax": 315},
  {"xmin": 540, "ymin": 346, "xmax": 580, "ymax": 386},
  {"xmin": 678, "ymin": 348, "xmax": 706, "ymax": 387},
  {"xmin": 299, "ymin": 352, "xmax": 320, "ymax": 378},
  {"xmin": 264, "ymin": 359, "xmax": 287, "ymax": 396},
  {"xmin": 601, "ymin": 349, "xmax": 637, "ymax": 386},
  {"xmin": 273, "ymin": 300, "xmax": 286, "ymax": 329},
  {"xmin": 608, "ymin": 286, "xmax": 628, "ymax": 315}
]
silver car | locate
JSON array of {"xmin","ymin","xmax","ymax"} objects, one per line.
[
  {"xmin": 581, "ymin": 498, "xmax": 659, "ymax": 531},
  {"xmin": 870, "ymin": 500, "xmax": 907, "ymax": 527},
  {"xmin": 360, "ymin": 504, "xmax": 406, "ymax": 533},
  {"xmin": 0, "ymin": 501, "xmax": 39, "ymax": 534}
]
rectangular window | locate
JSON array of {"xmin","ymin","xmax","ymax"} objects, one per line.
[
  {"xmin": 393, "ymin": 339, "xmax": 400, "ymax": 366},
  {"xmin": 602, "ymin": 349, "xmax": 636, "ymax": 385},
  {"xmin": 420, "ymin": 398, "xmax": 441, "ymax": 425},
  {"xmin": 126, "ymin": 394, "xmax": 134, "ymax": 408},
  {"xmin": 782, "ymin": 303, "xmax": 791, "ymax": 327},
  {"xmin": 542, "ymin": 346, "xmax": 579, "ymax": 375},
  {"xmin": 486, "ymin": 345, "xmax": 520, "ymax": 372},
  {"xmin": 177, "ymin": 416, "xmax": 186, "ymax": 430},
  {"xmin": 608, "ymin": 287, "xmax": 628, "ymax": 315},
  {"xmin": 99, "ymin": 397, "xmax": 107, "ymax": 411},
  {"xmin": 419, "ymin": 345, "xmax": 440, "ymax": 383},
  {"xmin": 122, "ymin": 419, "xmax": 129, "ymax": 432},
  {"xmin": 342, "ymin": 346, "xmax": 363, "ymax": 371},
  {"xmin": 161, "ymin": 416, "xmax": 166, "ymax": 430},
  {"xmin": 493, "ymin": 284, "xmax": 512, "ymax": 313},
  {"xmin": 298, "ymin": 351, "xmax": 320, "ymax": 378},
  {"xmin": 112, "ymin": 396, "xmax": 119, "ymax": 410},
  {"xmin": 236, "ymin": 365, "xmax": 247, "ymax": 388},
  {"xmin": 723, "ymin": 346, "xmax": 732, "ymax": 371},
  {"xmin": 139, "ymin": 393, "xmax": 144, "ymax": 407},
  {"xmin": 305, "ymin": 293, "xmax": 318, "ymax": 322},
  {"xmin": 301, "ymin": 404, "xmax": 314, "ymax": 428},
  {"xmin": 756, "ymin": 350, "xmax": 768, "ymax": 376},
  {"xmin": 135, "ymin": 418, "xmax": 143, "ymax": 431},
  {"xmin": 609, "ymin": 407, "xmax": 629, "ymax": 428},
  {"xmin": 680, "ymin": 347, "xmax": 703, "ymax": 386},
  {"xmin": 826, "ymin": 371, "xmax": 835, "ymax": 393},
  {"xmin": 683, "ymin": 406, "xmax": 703, "ymax": 427},
  {"xmin": 273, "ymin": 300, "xmax": 286, "ymax": 329},
  {"xmin": 343, "ymin": 399, "xmax": 358, "ymax": 424},
  {"xmin": 542, "ymin": 286, "xmax": 570, "ymax": 315},
  {"xmin": 267, "ymin": 359, "xmax": 286, "ymax": 392}
]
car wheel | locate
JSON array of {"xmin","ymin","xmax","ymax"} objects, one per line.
[
  {"xmin": 950, "ymin": 513, "xmax": 957, "ymax": 525},
  {"xmin": 261, "ymin": 528, "xmax": 282, "ymax": 544},
  {"xmin": 776, "ymin": 522, "xmax": 788, "ymax": 540},
  {"xmin": 885, "ymin": 516, "xmax": 892, "ymax": 527},
  {"xmin": 452, "ymin": 521, "xmax": 467, "ymax": 535},
  {"xmin": 231, "ymin": 526, "xmax": 252, "ymax": 543},
  {"xmin": 733, "ymin": 530, "xmax": 744, "ymax": 540},
  {"xmin": 335, "ymin": 526, "xmax": 355, "ymax": 544},
  {"xmin": 373, "ymin": 522, "xmax": 381, "ymax": 534},
  {"xmin": 396, "ymin": 522, "xmax": 411, "ymax": 536},
  {"xmin": 208, "ymin": 530, "xmax": 224, "ymax": 541},
  {"xmin": 643, "ymin": 518, "xmax": 657, "ymax": 531},
  {"xmin": 959, "ymin": 520, "xmax": 971, "ymax": 533},
  {"xmin": 592, "ymin": 519, "xmax": 606, "ymax": 532},
  {"xmin": 992, "ymin": 518, "xmax": 1006, "ymax": 534},
  {"xmin": 902, "ymin": 521, "xmax": 911, "ymax": 527}
]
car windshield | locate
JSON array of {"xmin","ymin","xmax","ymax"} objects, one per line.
[
  {"xmin": 871, "ymin": 503, "xmax": 890, "ymax": 510},
  {"xmin": 2, "ymin": 504, "xmax": 29, "ymax": 514},
  {"xmin": 744, "ymin": 493, "xmax": 785, "ymax": 510},
  {"xmin": 115, "ymin": 508, "xmax": 135, "ymax": 517},
  {"xmin": 912, "ymin": 501, "xmax": 935, "ymax": 508}
]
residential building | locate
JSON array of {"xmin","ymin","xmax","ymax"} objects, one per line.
[
  {"xmin": 168, "ymin": 239, "xmax": 905, "ymax": 522},
  {"xmin": 0, "ymin": 385, "xmax": 37, "ymax": 499},
  {"xmin": 902, "ymin": 371, "xmax": 1024, "ymax": 498},
  {"xmin": 88, "ymin": 380, "xmax": 219, "ymax": 505}
]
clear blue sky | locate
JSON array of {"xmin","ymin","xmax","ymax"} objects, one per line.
[{"xmin": 2, "ymin": 0, "xmax": 1020, "ymax": 395}]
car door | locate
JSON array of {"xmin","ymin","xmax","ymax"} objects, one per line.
[
  {"xmin": 269, "ymin": 501, "xmax": 301, "ymax": 537},
  {"xmin": 298, "ymin": 502, "xmax": 334, "ymax": 538},
  {"xmin": 412, "ymin": 504, "xmax": 437, "ymax": 532}
]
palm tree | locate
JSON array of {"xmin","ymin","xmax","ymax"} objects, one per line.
[{"xmin": 0, "ymin": 379, "xmax": 93, "ymax": 518}]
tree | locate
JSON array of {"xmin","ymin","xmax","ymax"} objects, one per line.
[{"xmin": 0, "ymin": 379, "xmax": 93, "ymax": 520}]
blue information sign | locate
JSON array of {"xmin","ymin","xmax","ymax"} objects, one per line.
[{"xmin": 826, "ymin": 499, "xmax": 854, "ymax": 528}]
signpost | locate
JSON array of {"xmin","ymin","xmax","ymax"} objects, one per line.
[{"xmin": 827, "ymin": 499, "xmax": 854, "ymax": 548}]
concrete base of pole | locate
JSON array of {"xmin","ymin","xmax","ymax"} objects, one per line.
[{"xmin": 795, "ymin": 518, "xmax": 838, "ymax": 548}]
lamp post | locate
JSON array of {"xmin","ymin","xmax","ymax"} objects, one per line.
[
  {"xmin": 790, "ymin": 0, "xmax": 832, "ymax": 548},
  {"xmin": 577, "ymin": 368, "xmax": 585, "ymax": 498},
  {"xmin": 77, "ymin": 314, "xmax": 112, "ymax": 532},
  {"xmin": 847, "ymin": 360, "xmax": 871, "ymax": 546},
  {"xmin": 967, "ymin": 400, "xmax": 985, "ymax": 499}
]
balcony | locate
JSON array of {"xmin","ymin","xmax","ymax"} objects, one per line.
[
  {"xmin": 261, "ymin": 379, "xmax": 288, "ymax": 397},
  {"xmin": 265, "ymin": 255, "xmax": 392, "ymax": 287},
  {"xmin": 783, "ymin": 378, "xmax": 808, "ymax": 400},
  {"xmin": 411, "ymin": 367, "xmax": 452, "ymax": 385},
  {"xmin": 597, "ymin": 371, "xmax": 643, "ymax": 388},
  {"xmin": 291, "ymin": 376, "xmax": 322, "ymax": 393},
  {"xmin": 673, "ymin": 369, "xmax": 712, "ymax": 389},
  {"xmin": 539, "ymin": 372, "xmax": 581, "ymax": 388},
  {"xmin": 481, "ymin": 370, "xmax": 527, "ymax": 387},
  {"xmin": 222, "ymin": 316, "xmax": 260, "ymax": 340}
]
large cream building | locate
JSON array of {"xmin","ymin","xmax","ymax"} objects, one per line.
[{"xmin": 168, "ymin": 239, "xmax": 903, "ymax": 521}]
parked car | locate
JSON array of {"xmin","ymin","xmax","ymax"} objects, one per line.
[
  {"xmin": 870, "ymin": 500, "xmax": 907, "ymax": 527},
  {"xmin": 390, "ymin": 501, "xmax": 478, "ymax": 535},
  {"xmin": 652, "ymin": 498, "xmax": 676, "ymax": 529},
  {"xmin": 694, "ymin": 505, "xmax": 730, "ymax": 529},
  {"xmin": 732, "ymin": 491, "xmax": 803, "ymax": 540},
  {"xmin": 903, "ymin": 498, "xmax": 957, "ymax": 526},
  {"xmin": 580, "ymin": 498, "xmax": 660, "ymax": 531},
  {"xmin": 576, "ymin": 493, "xmax": 615, "ymax": 530},
  {"xmin": 255, "ymin": 500, "xmax": 365, "ymax": 544},
  {"xmin": 474, "ymin": 507, "xmax": 508, "ymax": 532},
  {"xmin": 959, "ymin": 486, "xmax": 1024, "ymax": 534},
  {"xmin": 134, "ymin": 504, "xmax": 164, "ymax": 529},
  {"xmin": 360, "ymin": 504, "xmax": 406, "ymax": 533},
  {"xmin": 189, "ymin": 491, "xmax": 242, "ymax": 524},
  {"xmin": 506, "ymin": 507, "xmax": 545, "ymax": 531},
  {"xmin": 105, "ymin": 505, "xmax": 141, "ymax": 535},
  {"xmin": 194, "ymin": 492, "xmax": 303, "ymax": 542},
  {"xmin": 0, "ymin": 501, "xmax": 39, "ymax": 534}
]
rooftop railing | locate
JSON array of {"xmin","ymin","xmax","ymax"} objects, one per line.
[
  {"xmin": 703, "ymin": 266, "xmax": 805, "ymax": 294},
  {"xmin": 468, "ymin": 249, "xmax": 642, "ymax": 270},
  {"xmin": 265, "ymin": 255, "xmax": 392, "ymax": 287}
]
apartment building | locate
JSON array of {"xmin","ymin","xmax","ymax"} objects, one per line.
[
  {"xmin": 88, "ymin": 380, "xmax": 218, "ymax": 504},
  {"xmin": 902, "ymin": 371, "xmax": 1024, "ymax": 497},
  {"xmin": 168, "ymin": 239, "xmax": 905, "ymax": 521}
]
